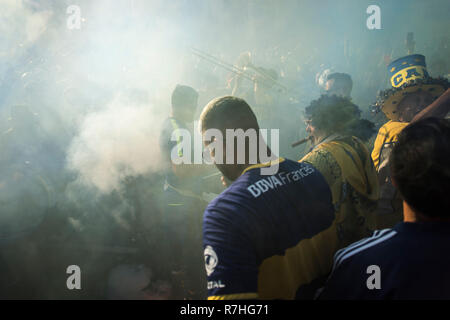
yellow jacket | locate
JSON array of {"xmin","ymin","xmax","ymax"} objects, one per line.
[
  {"xmin": 371, "ymin": 121, "xmax": 409, "ymax": 170},
  {"xmin": 370, "ymin": 120, "xmax": 409, "ymax": 228},
  {"xmin": 301, "ymin": 136, "xmax": 380, "ymax": 246}
]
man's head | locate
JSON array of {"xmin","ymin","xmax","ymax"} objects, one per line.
[
  {"xmin": 171, "ymin": 85, "xmax": 198, "ymax": 123},
  {"xmin": 199, "ymin": 96, "xmax": 262, "ymax": 181},
  {"xmin": 325, "ymin": 73, "xmax": 353, "ymax": 98},
  {"xmin": 304, "ymin": 95, "xmax": 374, "ymax": 144},
  {"xmin": 390, "ymin": 118, "xmax": 450, "ymax": 220},
  {"xmin": 396, "ymin": 89, "xmax": 435, "ymax": 122}
]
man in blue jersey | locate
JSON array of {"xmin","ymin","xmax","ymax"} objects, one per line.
[
  {"xmin": 199, "ymin": 96, "xmax": 340, "ymax": 299},
  {"xmin": 319, "ymin": 118, "xmax": 450, "ymax": 299}
]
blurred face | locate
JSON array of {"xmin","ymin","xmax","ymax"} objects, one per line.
[
  {"xmin": 305, "ymin": 119, "xmax": 327, "ymax": 145},
  {"xmin": 324, "ymin": 79, "xmax": 335, "ymax": 92},
  {"xmin": 397, "ymin": 90, "xmax": 434, "ymax": 122},
  {"xmin": 305, "ymin": 119, "xmax": 317, "ymax": 143},
  {"xmin": 305, "ymin": 119, "xmax": 314, "ymax": 134}
]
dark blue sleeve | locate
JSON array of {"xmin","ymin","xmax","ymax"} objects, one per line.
[
  {"xmin": 317, "ymin": 259, "xmax": 357, "ymax": 299},
  {"xmin": 202, "ymin": 200, "xmax": 259, "ymax": 300},
  {"xmin": 318, "ymin": 248, "xmax": 380, "ymax": 300}
]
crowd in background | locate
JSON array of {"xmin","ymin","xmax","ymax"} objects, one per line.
[{"xmin": 0, "ymin": 0, "xmax": 449, "ymax": 300}]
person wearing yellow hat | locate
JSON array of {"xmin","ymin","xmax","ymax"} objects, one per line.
[{"xmin": 371, "ymin": 54, "xmax": 449, "ymax": 228}]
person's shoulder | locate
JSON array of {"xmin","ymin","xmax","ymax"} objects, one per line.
[
  {"xmin": 283, "ymin": 158, "xmax": 328, "ymax": 180},
  {"xmin": 243, "ymin": 158, "xmax": 321, "ymax": 183},
  {"xmin": 159, "ymin": 117, "xmax": 186, "ymax": 145},
  {"xmin": 283, "ymin": 157, "xmax": 313, "ymax": 169},
  {"xmin": 161, "ymin": 117, "xmax": 178, "ymax": 131},
  {"xmin": 204, "ymin": 159, "xmax": 326, "ymax": 217},
  {"xmin": 376, "ymin": 120, "xmax": 395, "ymax": 135},
  {"xmin": 343, "ymin": 136, "xmax": 372, "ymax": 162},
  {"xmin": 301, "ymin": 143, "xmax": 335, "ymax": 164},
  {"xmin": 332, "ymin": 228, "xmax": 399, "ymax": 270},
  {"xmin": 204, "ymin": 177, "xmax": 255, "ymax": 220},
  {"xmin": 202, "ymin": 180, "xmax": 261, "ymax": 240},
  {"xmin": 380, "ymin": 120, "xmax": 409, "ymax": 134},
  {"xmin": 380, "ymin": 120, "xmax": 398, "ymax": 129},
  {"xmin": 300, "ymin": 145, "xmax": 341, "ymax": 182},
  {"xmin": 203, "ymin": 161, "xmax": 301, "ymax": 220}
]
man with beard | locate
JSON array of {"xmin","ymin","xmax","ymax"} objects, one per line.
[
  {"xmin": 300, "ymin": 95, "xmax": 379, "ymax": 248},
  {"xmin": 199, "ymin": 96, "xmax": 337, "ymax": 299}
]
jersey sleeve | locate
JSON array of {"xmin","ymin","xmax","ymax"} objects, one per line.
[
  {"xmin": 202, "ymin": 202, "xmax": 259, "ymax": 300},
  {"xmin": 317, "ymin": 241, "xmax": 367, "ymax": 300},
  {"xmin": 318, "ymin": 228, "xmax": 396, "ymax": 300},
  {"xmin": 317, "ymin": 260, "xmax": 354, "ymax": 299},
  {"xmin": 371, "ymin": 124, "xmax": 389, "ymax": 170}
]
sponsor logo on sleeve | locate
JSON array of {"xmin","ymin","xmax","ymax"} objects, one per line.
[{"xmin": 204, "ymin": 245, "xmax": 218, "ymax": 276}]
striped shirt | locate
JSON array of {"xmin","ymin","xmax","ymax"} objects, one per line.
[{"xmin": 319, "ymin": 222, "xmax": 450, "ymax": 299}]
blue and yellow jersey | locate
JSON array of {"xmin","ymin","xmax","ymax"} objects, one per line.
[
  {"xmin": 202, "ymin": 158, "xmax": 338, "ymax": 300},
  {"xmin": 371, "ymin": 121, "xmax": 409, "ymax": 170}
]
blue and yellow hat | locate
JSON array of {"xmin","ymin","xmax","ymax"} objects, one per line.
[
  {"xmin": 375, "ymin": 54, "xmax": 448, "ymax": 120},
  {"xmin": 388, "ymin": 54, "xmax": 428, "ymax": 88}
]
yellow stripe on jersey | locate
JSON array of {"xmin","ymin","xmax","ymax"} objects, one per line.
[
  {"xmin": 241, "ymin": 157, "xmax": 285, "ymax": 176},
  {"xmin": 208, "ymin": 293, "xmax": 258, "ymax": 300},
  {"xmin": 257, "ymin": 222, "xmax": 339, "ymax": 299}
]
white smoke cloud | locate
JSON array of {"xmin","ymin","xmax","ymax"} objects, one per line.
[
  {"xmin": 66, "ymin": 97, "xmax": 165, "ymax": 193},
  {"xmin": 0, "ymin": 0, "xmax": 53, "ymax": 58}
]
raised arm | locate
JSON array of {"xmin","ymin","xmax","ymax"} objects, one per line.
[{"xmin": 412, "ymin": 88, "xmax": 450, "ymax": 123}]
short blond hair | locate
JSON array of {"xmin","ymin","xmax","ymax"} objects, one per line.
[{"xmin": 199, "ymin": 96, "xmax": 259, "ymax": 133}]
